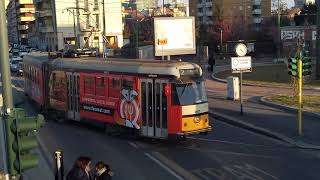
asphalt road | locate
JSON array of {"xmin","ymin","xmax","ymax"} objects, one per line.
[{"xmin": 12, "ymin": 76, "xmax": 320, "ymax": 180}]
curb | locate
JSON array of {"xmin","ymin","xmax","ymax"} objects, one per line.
[
  {"xmin": 210, "ymin": 110, "xmax": 320, "ymax": 150},
  {"xmin": 260, "ymin": 97, "xmax": 320, "ymax": 119},
  {"xmin": 211, "ymin": 67, "xmax": 320, "ymax": 91}
]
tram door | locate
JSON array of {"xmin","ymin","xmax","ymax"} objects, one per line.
[
  {"xmin": 140, "ymin": 79, "xmax": 168, "ymax": 138},
  {"xmin": 66, "ymin": 72, "xmax": 80, "ymax": 121}
]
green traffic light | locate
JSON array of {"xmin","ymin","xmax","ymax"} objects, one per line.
[{"xmin": 5, "ymin": 108, "xmax": 45, "ymax": 174}]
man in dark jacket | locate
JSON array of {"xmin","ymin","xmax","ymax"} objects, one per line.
[
  {"xmin": 95, "ymin": 161, "xmax": 112, "ymax": 180},
  {"xmin": 208, "ymin": 54, "xmax": 215, "ymax": 72}
]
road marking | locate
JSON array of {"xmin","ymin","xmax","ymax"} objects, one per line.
[
  {"xmin": 188, "ymin": 137, "xmax": 273, "ymax": 147},
  {"xmin": 128, "ymin": 142, "xmax": 139, "ymax": 149},
  {"xmin": 145, "ymin": 153, "xmax": 185, "ymax": 180},
  {"xmin": 187, "ymin": 147, "xmax": 277, "ymax": 159}
]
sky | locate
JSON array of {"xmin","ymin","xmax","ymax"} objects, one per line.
[{"xmin": 286, "ymin": 0, "xmax": 294, "ymax": 8}]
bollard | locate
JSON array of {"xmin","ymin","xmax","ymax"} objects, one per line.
[{"xmin": 54, "ymin": 150, "xmax": 64, "ymax": 180}]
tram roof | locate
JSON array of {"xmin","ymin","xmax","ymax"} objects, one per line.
[{"xmin": 24, "ymin": 53, "xmax": 202, "ymax": 78}]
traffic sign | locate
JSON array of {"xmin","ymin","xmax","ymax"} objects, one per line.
[
  {"xmin": 157, "ymin": 38, "xmax": 167, "ymax": 45},
  {"xmin": 231, "ymin": 56, "xmax": 252, "ymax": 73}
]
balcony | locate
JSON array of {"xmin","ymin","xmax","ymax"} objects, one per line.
[
  {"xmin": 205, "ymin": 2, "xmax": 212, "ymax": 7},
  {"xmin": 19, "ymin": 16, "xmax": 35, "ymax": 22},
  {"xmin": 205, "ymin": 11, "xmax": 212, "ymax": 16},
  {"xmin": 253, "ymin": 17, "xmax": 262, "ymax": 24},
  {"xmin": 19, "ymin": 7, "xmax": 35, "ymax": 14},
  {"xmin": 20, "ymin": 34, "xmax": 28, "ymax": 39},
  {"xmin": 253, "ymin": 0, "xmax": 261, "ymax": 6},
  {"xmin": 252, "ymin": 9, "xmax": 261, "ymax": 15},
  {"xmin": 39, "ymin": 27, "xmax": 53, "ymax": 33},
  {"xmin": 38, "ymin": 10, "xmax": 53, "ymax": 17},
  {"xmin": 18, "ymin": 25, "xmax": 29, "ymax": 30},
  {"xmin": 17, "ymin": 0, "xmax": 33, "ymax": 5}
]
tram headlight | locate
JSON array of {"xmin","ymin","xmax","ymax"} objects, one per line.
[{"xmin": 194, "ymin": 116, "xmax": 200, "ymax": 123}]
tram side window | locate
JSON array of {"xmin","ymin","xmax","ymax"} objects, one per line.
[
  {"xmin": 84, "ymin": 76, "xmax": 95, "ymax": 95},
  {"xmin": 95, "ymin": 77, "xmax": 106, "ymax": 96},
  {"xmin": 122, "ymin": 79, "xmax": 134, "ymax": 90},
  {"xmin": 109, "ymin": 78, "xmax": 121, "ymax": 98}
]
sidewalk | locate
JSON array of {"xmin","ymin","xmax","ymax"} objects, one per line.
[
  {"xmin": 208, "ymin": 95, "xmax": 320, "ymax": 149},
  {"xmin": 0, "ymin": 81, "xmax": 54, "ymax": 179}
]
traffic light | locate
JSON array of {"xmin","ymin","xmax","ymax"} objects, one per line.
[
  {"xmin": 5, "ymin": 108, "xmax": 45, "ymax": 175},
  {"xmin": 302, "ymin": 56, "xmax": 312, "ymax": 76},
  {"xmin": 288, "ymin": 57, "xmax": 298, "ymax": 77}
]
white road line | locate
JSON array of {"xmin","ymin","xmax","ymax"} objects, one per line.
[
  {"xmin": 144, "ymin": 153, "xmax": 185, "ymax": 180},
  {"xmin": 128, "ymin": 142, "xmax": 139, "ymax": 149},
  {"xmin": 188, "ymin": 137, "xmax": 272, "ymax": 147}
]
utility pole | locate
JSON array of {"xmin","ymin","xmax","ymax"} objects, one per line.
[
  {"xmin": 316, "ymin": 0, "xmax": 320, "ymax": 79},
  {"xmin": 102, "ymin": 0, "xmax": 106, "ymax": 58},
  {"xmin": 73, "ymin": 9, "xmax": 77, "ymax": 47},
  {"xmin": 277, "ymin": 0, "xmax": 281, "ymax": 62},
  {"xmin": 136, "ymin": 4, "xmax": 139, "ymax": 59},
  {"xmin": 0, "ymin": 0, "xmax": 14, "ymax": 179}
]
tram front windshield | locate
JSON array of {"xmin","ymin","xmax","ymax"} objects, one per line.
[{"xmin": 172, "ymin": 80, "xmax": 207, "ymax": 106}]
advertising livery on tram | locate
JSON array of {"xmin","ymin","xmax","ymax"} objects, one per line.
[{"xmin": 23, "ymin": 53, "xmax": 211, "ymax": 139}]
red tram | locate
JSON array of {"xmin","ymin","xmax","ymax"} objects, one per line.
[{"xmin": 23, "ymin": 53, "xmax": 211, "ymax": 139}]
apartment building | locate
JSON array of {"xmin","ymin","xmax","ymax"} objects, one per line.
[
  {"xmin": 197, "ymin": 0, "xmax": 271, "ymax": 30},
  {"xmin": 294, "ymin": 0, "xmax": 315, "ymax": 8},
  {"xmin": 29, "ymin": 0, "xmax": 123, "ymax": 52},
  {"xmin": 6, "ymin": 0, "xmax": 35, "ymax": 45}
]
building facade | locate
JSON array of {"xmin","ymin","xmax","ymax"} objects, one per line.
[
  {"xmin": 197, "ymin": 0, "xmax": 271, "ymax": 30},
  {"xmin": 294, "ymin": 0, "xmax": 315, "ymax": 8},
  {"xmin": 6, "ymin": 0, "xmax": 35, "ymax": 45},
  {"xmin": 29, "ymin": 0, "xmax": 123, "ymax": 52}
]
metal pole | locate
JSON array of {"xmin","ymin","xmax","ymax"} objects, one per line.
[
  {"xmin": 316, "ymin": 0, "xmax": 320, "ymax": 79},
  {"xmin": 240, "ymin": 72, "xmax": 243, "ymax": 116},
  {"xmin": 0, "ymin": 0, "xmax": 14, "ymax": 111},
  {"xmin": 102, "ymin": 0, "xmax": 106, "ymax": 58},
  {"xmin": 73, "ymin": 10, "xmax": 77, "ymax": 47},
  {"xmin": 298, "ymin": 52, "xmax": 303, "ymax": 136},
  {"xmin": 277, "ymin": 0, "xmax": 281, "ymax": 62},
  {"xmin": 136, "ymin": 5, "xmax": 139, "ymax": 59},
  {"xmin": 0, "ymin": 0, "xmax": 14, "ymax": 179},
  {"xmin": 0, "ymin": 96, "xmax": 9, "ymax": 180},
  {"xmin": 220, "ymin": 29, "xmax": 223, "ymax": 46},
  {"xmin": 54, "ymin": 150, "xmax": 64, "ymax": 180}
]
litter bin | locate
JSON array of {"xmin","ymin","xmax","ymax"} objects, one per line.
[{"xmin": 227, "ymin": 76, "xmax": 239, "ymax": 100}]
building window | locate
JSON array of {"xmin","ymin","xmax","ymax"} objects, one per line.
[
  {"xmin": 95, "ymin": 14, "xmax": 99, "ymax": 28},
  {"xmin": 94, "ymin": 0, "xmax": 99, "ymax": 11}
]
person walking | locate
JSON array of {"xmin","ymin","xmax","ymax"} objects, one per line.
[
  {"xmin": 94, "ymin": 161, "xmax": 112, "ymax": 180},
  {"xmin": 208, "ymin": 54, "xmax": 216, "ymax": 72},
  {"xmin": 66, "ymin": 156, "xmax": 93, "ymax": 180}
]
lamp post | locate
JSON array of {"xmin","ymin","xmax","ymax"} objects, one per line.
[{"xmin": 277, "ymin": 0, "xmax": 281, "ymax": 62}]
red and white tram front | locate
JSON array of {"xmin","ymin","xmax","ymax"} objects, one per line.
[{"xmin": 139, "ymin": 70, "xmax": 211, "ymax": 139}]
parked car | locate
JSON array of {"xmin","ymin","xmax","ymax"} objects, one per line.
[
  {"xmin": 17, "ymin": 62, "xmax": 23, "ymax": 76},
  {"xmin": 10, "ymin": 60, "xmax": 22, "ymax": 72}
]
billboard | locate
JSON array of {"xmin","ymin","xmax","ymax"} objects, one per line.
[{"xmin": 154, "ymin": 17, "xmax": 196, "ymax": 56}]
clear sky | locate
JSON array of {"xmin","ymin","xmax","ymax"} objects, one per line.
[{"xmin": 286, "ymin": 0, "xmax": 294, "ymax": 8}]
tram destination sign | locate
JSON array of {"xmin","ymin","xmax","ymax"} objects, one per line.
[{"xmin": 231, "ymin": 56, "xmax": 252, "ymax": 73}]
